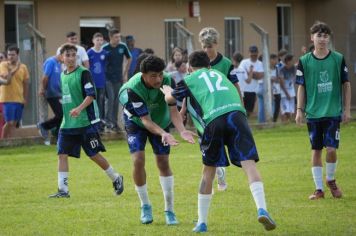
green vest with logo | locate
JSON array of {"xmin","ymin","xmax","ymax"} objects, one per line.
[
  {"xmin": 185, "ymin": 68, "xmax": 245, "ymax": 134},
  {"xmin": 60, "ymin": 66, "xmax": 98, "ymax": 129},
  {"xmin": 300, "ymin": 51, "xmax": 343, "ymax": 119},
  {"xmin": 119, "ymin": 72, "xmax": 172, "ymax": 129}
]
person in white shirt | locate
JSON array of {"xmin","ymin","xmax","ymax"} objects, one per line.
[
  {"xmin": 56, "ymin": 31, "xmax": 89, "ymax": 69},
  {"xmin": 239, "ymin": 45, "xmax": 264, "ymax": 117},
  {"xmin": 269, "ymin": 54, "xmax": 281, "ymax": 122}
]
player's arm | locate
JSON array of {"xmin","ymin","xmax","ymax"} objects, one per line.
[
  {"xmin": 341, "ymin": 57, "xmax": 351, "ymax": 123},
  {"xmin": 295, "ymin": 60, "xmax": 305, "ymax": 125},
  {"xmin": 70, "ymin": 70, "xmax": 96, "ymax": 117}
]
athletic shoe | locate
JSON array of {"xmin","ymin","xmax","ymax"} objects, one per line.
[
  {"xmin": 257, "ymin": 208, "xmax": 276, "ymax": 231},
  {"xmin": 217, "ymin": 167, "xmax": 227, "ymax": 191},
  {"xmin": 165, "ymin": 211, "xmax": 178, "ymax": 225},
  {"xmin": 309, "ymin": 189, "xmax": 325, "ymax": 200},
  {"xmin": 113, "ymin": 175, "xmax": 124, "ymax": 195},
  {"xmin": 48, "ymin": 190, "xmax": 70, "ymax": 198},
  {"xmin": 326, "ymin": 179, "xmax": 342, "ymax": 198},
  {"xmin": 192, "ymin": 222, "xmax": 207, "ymax": 233},
  {"xmin": 140, "ymin": 204, "xmax": 153, "ymax": 224},
  {"xmin": 37, "ymin": 122, "xmax": 48, "ymax": 139}
]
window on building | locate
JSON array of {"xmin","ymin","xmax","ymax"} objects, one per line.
[
  {"xmin": 277, "ymin": 4, "xmax": 292, "ymax": 52},
  {"xmin": 164, "ymin": 19, "xmax": 184, "ymax": 62},
  {"xmin": 224, "ymin": 17, "xmax": 242, "ymax": 59}
]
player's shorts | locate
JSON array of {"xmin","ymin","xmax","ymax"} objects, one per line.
[
  {"xmin": 280, "ymin": 97, "xmax": 295, "ymax": 114},
  {"xmin": 200, "ymin": 111, "xmax": 259, "ymax": 167},
  {"xmin": 124, "ymin": 114, "xmax": 170, "ymax": 155},
  {"xmin": 307, "ymin": 117, "xmax": 341, "ymax": 150},
  {"xmin": 3, "ymin": 102, "xmax": 24, "ymax": 122},
  {"xmin": 243, "ymin": 92, "xmax": 256, "ymax": 113},
  {"xmin": 57, "ymin": 126, "xmax": 106, "ymax": 158}
]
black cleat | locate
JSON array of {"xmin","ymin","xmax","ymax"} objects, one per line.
[
  {"xmin": 49, "ymin": 190, "xmax": 70, "ymax": 198},
  {"xmin": 113, "ymin": 175, "xmax": 124, "ymax": 195}
]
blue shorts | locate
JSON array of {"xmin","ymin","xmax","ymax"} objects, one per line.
[
  {"xmin": 200, "ymin": 111, "xmax": 259, "ymax": 167},
  {"xmin": 124, "ymin": 115, "xmax": 170, "ymax": 155},
  {"xmin": 307, "ymin": 118, "xmax": 340, "ymax": 150},
  {"xmin": 57, "ymin": 127, "xmax": 106, "ymax": 158},
  {"xmin": 3, "ymin": 102, "xmax": 24, "ymax": 122}
]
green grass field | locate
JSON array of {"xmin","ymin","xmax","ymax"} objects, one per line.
[{"xmin": 1, "ymin": 122, "xmax": 356, "ymax": 235}]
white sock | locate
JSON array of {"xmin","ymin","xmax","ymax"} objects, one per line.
[
  {"xmin": 249, "ymin": 181, "xmax": 267, "ymax": 210},
  {"xmin": 58, "ymin": 172, "xmax": 69, "ymax": 193},
  {"xmin": 312, "ymin": 167, "xmax": 323, "ymax": 190},
  {"xmin": 159, "ymin": 176, "xmax": 174, "ymax": 212},
  {"xmin": 326, "ymin": 162, "xmax": 337, "ymax": 181},
  {"xmin": 135, "ymin": 184, "xmax": 150, "ymax": 207},
  {"xmin": 105, "ymin": 165, "xmax": 119, "ymax": 182},
  {"xmin": 216, "ymin": 167, "xmax": 225, "ymax": 183},
  {"xmin": 198, "ymin": 193, "xmax": 212, "ymax": 225}
]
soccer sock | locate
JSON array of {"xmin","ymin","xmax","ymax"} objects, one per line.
[
  {"xmin": 312, "ymin": 166, "xmax": 323, "ymax": 190},
  {"xmin": 135, "ymin": 184, "xmax": 150, "ymax": 207},
  {"xmin": 326, "ymin": 162, "xmax": 337, "ymax": 181},
  {"xmin": 104, "ymin": 165, "xmax": 119, "ymax": 182},
  {"xmin": 58, "ymin": 172, "xmax": 69, "ymax": 193},
  {"xmin": 249, "ymin": 181, "xmax": 267, "ymax": 210},
  {"xmin": 197, "ymin": 193, "xmax": 212, "ymax": 225},
  {"xmin": 159, "ymin": 175, "xmax": 174, "ymax": 212},
  {"xmin": 216, "ymin": 167, "xmax": 225, "ymax": 183}
]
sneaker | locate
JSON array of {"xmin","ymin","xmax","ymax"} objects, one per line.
[
  {"xmin": 48, "ymin": 190, "xmax": 70, "ymax": 198},
  {"xmin": 140, "ymin": 204, "xmax": 153, "ymax": 224},
  {"xmin": 257, "ymin": 208, "xmax": 276, "ymax": 231},
  {"xmin": 309, "ymin": 189, "xmax": 325, "ymax": 200},
  {"xmin": 217, "ymin": 167, "xmax": 227, "ymax": 191},
  {"xmin": 165, "ymin": 211, "xmax": 178, "ymax": 225},
  {"xmin": 192, "ymin": 222, "xmax": 207, "ymax": 233},
  {"xmin": 326, "ymin": 179, "xmax": 342, "ymax": 198},
  {"xmin": 113, "ymin": 175, "xmax": 124, "ymax": 195},
  {"xmin": 37, "ymin": 122, "xmax": 48, "ymax": 139}
]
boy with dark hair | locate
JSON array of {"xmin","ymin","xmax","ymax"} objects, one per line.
[
  {"xmin": 295, "ymin": 21, "xmax": 351, "ymax": 200},
  {"xmin": 119, "ymin": 55, "xmax": 195, "ymax": 225},
  {"xmin": 49, "ymin": 43, "xmax": 123, "ymax": 198},
  {"xmin": 161, "ymin": 50, "xmax": 276, "ymax": 233}
]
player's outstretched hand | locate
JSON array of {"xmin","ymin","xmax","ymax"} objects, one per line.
[
  {"xmin": 160, "ymin": 85, "xmax": 176, "ymax": 104},
  {"xmin": 161, "ymin": 132, "xmax": 179, "ymax": 146},
  {"xmin": 180, "ymin": 130, "xmax": 197, "ymax": 144}
]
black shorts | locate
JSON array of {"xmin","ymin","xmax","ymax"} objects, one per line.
[
  {"xmin": 243, "ymin": 92, "xmax": 256, "ymax": 113},
  {"xmin": 307, "ymin": 118, "xmax": 340, "ymax": 150},
  {"xmin": 57, "ymin": 128, "xmax": 106, "ymax": 158},
  {"xmin": 200, "ymin": 111, "xmax": 259, "ymax": 167}
]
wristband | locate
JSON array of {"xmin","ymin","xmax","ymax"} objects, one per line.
[{"xmin": 297, "ymin": 107, "xmax": 304, "ymax": 112}]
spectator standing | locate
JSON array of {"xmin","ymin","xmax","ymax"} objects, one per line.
[
  {"xmin": 0, "ymin": 46, "xmax": 29, "ymax": 139},
  {"xmin": 37, "ymin": 54, "xmax": 63, "ymax": 144},
  {"xmin": 56, "ymin": 31, "xmax": 89, "ymax": 69},
  {"xmin": 87, "ymin": 32, "xmax": 107, "ymax": 132},
  {"xmin": 269, "ymin": 54, "xmax": 281, "ymax": 122},
  {"xmin": 103, "ymin": 29, "xmax": 132, "ymax": 133},
  {"xmin": 166, "ymin": 47, "xmax": 183, "ymax": 73},
  {"xmin": 126, "ymin": 35, "xmax": 143, "ymax": 78}
]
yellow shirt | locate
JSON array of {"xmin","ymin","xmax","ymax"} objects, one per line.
[{"xmin": 0, "ymin": 61, "xmax": 29, "ymax": 103}]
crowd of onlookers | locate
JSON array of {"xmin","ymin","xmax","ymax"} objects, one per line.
[{"xmin": 0, "ymin": 27, "xmax": 308, "ymax": 141}]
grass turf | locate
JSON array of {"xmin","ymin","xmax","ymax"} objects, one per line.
[{"xmin": 0, "ymin": 122, "xmax": 355, "ymax": 235}]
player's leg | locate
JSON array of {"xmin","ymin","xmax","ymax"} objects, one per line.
[
  {"xmin": 227, "ymin": 111, "xmax": 276, "ymax": 231},
  {"xmin": 308, "ymin": 120, "xmax": 325, "ymax": 200},
  {"xmin": 323, "ymin": 119, "xmax": 342, "ymax": 198},
  {"xmin": 216, "ymin": 167, "xmax": 227, "ymax": 191},
  {"xmin": 149, "ymin": 131, "xmax": 178, "ymax": 225},
  {"xmin": 83, "ymin": 130, "xmax": 124, "ymax": 195}
]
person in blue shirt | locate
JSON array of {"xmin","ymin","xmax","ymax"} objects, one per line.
[
  {"xmin": 87, "ymin": 32, "xmax": 107, "ymax": 132},
  {"xmin": 38, "ymin": 54, "xmax": 63, "ymax": 143},
  {"xmin": 126, "ymin": 35, "xmax": 143, "ymax": 79},
  {"xmin": 103, "ymin": 29, "xmax": 132, "ymax": 133}
]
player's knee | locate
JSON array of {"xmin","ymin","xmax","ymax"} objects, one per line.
[{"xmin": 325, "ymin": 147, "xmax": 336, "ymax": 155}]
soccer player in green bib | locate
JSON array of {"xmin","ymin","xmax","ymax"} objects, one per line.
[
  {"xmin": 198, "ymin": 27, "xmax": 243, "ymax": 192},
  {"xmin": 119, "ymin": 55, "xmax": 195, "ymax": 225},
  {"xmin": 161, "ymin": 51, "xmax": 276, "ymax": 233},
  {"xmin": 49, "ymin": 44, "xmax": 124, "ymax": 198},
  {"xmin": 295, "ymin": 21, "xmax": 351, "ymax": 200}
]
